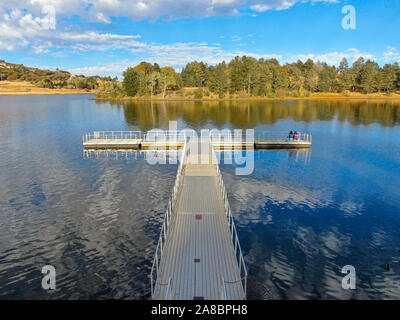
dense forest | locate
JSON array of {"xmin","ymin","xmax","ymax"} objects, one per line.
[
  {"xmin": 97, "ymin": 56, "xmax": 400, "ymax": 99},
  {"xmin": 0, "ymin": 60, "xmax": 117, "ymax": 90}
]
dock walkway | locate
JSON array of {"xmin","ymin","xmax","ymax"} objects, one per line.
[{"xmin": 152, "ymin": 139, "xmax": 246, "ymax": 300}]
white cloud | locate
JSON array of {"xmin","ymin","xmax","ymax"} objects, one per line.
[
  {"xmin": 383, "ymin": 46, "xmax": 400, "ymax": 63},
  {"xmin": 68, "ymin": 61, "xmax": 132, "ymax": 77},
  {"xmin": 67, "ymin": 47, "xmax": 384, "ymax": 79},
  {"xmin": 59, "ymin": 32, "xmax": 143, "ymax": 51},
  {"xmin": 0, "ymin": 1, "xmax": 245, "ymax": 53},
  {"xmin": 0, "ymin": 0, "xmax": 340, "ymax": 26},
  {"xmin": 0, "ymin": 0, "xmax": 343, "ymax": 53},
  {"xmin": 67, "ymin": 46, "xmax": 282, "ymax": 77},
  {"xmin": 290, "ymin": 48, "xmax": 375, "ymax": 66},
  {"xmin": 250, "ymin": 0, "xmax": 339, "ymax": 12},
  {"xmin": 0, "ymin": 6, "xmax": 143, "ymax": 52}
]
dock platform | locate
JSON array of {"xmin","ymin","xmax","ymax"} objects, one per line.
[
  {"xmin": 83, "ymin": 131, "xmax": 312, "ymax": 150},
  {"xmin": 82, "ymin": 130, "xmax": 312, "ymax": 300},
  {"xmin": 152, "ymin": 140, "xmax": 245, "ymax": 300}
]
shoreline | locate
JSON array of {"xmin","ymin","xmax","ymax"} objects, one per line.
[
  {"xmin": 94, "ymin": 95, "xmax": 400, "ymax": 102},
  {"xmin": 1, "ymin": 90, "xmax": 399, "ymax": 101},
  {"xmin": 1, "ymin": 93, "xmax": 399, "ymax": 101},
  {"xmin": 0, "ymin": 91, "xmax": 94, "ymax": 96}
]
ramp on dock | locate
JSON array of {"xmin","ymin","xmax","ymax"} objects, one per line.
[{"xmin": 150, "ymin": 139, "xmax": 247, "ymax": 300}]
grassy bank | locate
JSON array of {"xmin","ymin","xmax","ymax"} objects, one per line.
[
  {"xmin": 95, "ymin": 87, "xmax": 400, "ymax": 101},
  {"xmin": 0, "ymin": 81, "xmax": 94, "ymax": 95}
]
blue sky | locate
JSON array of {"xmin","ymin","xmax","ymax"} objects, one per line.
[{"xmin": 0, "ymin": 0, "xmax": 399, "ymax": 78}]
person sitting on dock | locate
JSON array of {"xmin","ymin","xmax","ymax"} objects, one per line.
[
  {"xmin": 294, "ymin": 131, "xmax": 299, "ymax": 141},
  {"xmin": 288, "ymin": 131, "xmax": 294, "ymax": 141}
]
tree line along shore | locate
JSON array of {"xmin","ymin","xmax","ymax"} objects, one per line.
[
  {"xmin": 1, "ymin": 57, "xmax": 400, "ymax": 99},
  {"xmin": 95, "ymin": 56, "xmax": 400, "ymax": 100}
]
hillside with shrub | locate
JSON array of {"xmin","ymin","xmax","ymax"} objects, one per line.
[{"xmin": 0, "ymin": 59, "xmax": 118, "ymax": 93}]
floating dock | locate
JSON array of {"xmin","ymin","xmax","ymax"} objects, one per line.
[
  {"xmin": 83, "ymin": 131, "xmax": 312, "ymax": 150},
  {"xmin": 82, "ymin": 130, "xmax": 312, "ymax": 300}
]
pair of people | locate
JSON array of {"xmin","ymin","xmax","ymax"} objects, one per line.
[{"xmin": 288, "ymin": 131, "xmax": 299, "ymax": 141}]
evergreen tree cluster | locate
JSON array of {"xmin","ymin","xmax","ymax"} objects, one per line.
[
  {"xmin": 122, "ymin": 57, "xmax": 400, "ymax": 98},
  {"xmin": 123, "ymin": 56, "xmax": 400, "ymax": 98},
  {"xmin": 180, "ymin": 56, "xmax": 400, "ymax": 96}
]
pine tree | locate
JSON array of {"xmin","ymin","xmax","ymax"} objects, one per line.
[
  {"xmin": 349, "ymin": 57, "xmax": 365, "ymax": 92},
  {"xmin": 181, "ymin": 61, "xmax": 208, "ymax": 87},
  {"xmin": 378, "ymin": 63, "xmax": 398, "ymax": 93},
  {"xmin": 286, "ymin": 64, "xmax": 304, "ymax": 94},
  {"xmin": 317, "ymin": 64, "xmax": 338, "ymax": 92},
  {"xmin": 272, "ymin": 68, "xmax": 289, "ymax": 96},
  {"xmin": 360, "ymin": 60, "xmax": 379, "ymax": 93},
  {"xmin": 208, "ymin": 64, "xmax": 228, "ymax": 95}
]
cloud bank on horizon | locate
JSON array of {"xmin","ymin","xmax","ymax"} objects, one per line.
[{"xmin": 0, "ymin": 0, "xmax": 399, "ymax": 77}]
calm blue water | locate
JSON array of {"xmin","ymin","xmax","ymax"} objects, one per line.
[{"xmin": 0, "ymin": 95, "xmax": 399, "ymax": 299}]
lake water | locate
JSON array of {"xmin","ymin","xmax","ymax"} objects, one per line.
[{"xmin": 0, "ymin": 94, "xmax": 399, "ymax": 299}]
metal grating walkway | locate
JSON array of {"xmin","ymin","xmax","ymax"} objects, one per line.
[{"xmin": 153, "ymin": 139, "xmax": 245, "ymax": 300}]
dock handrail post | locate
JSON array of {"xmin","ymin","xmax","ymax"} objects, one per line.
[
  {"xmin": 165, "ymin": 277, "xmax": 172, "ymax": 300},
  {"xmin": 155, "ymin": 253, "xmax": 158, "ymax": 275},
  {"xmin": 150, "ymin": 275, "xmax": 154, "ymax": 298},
  {"xmin": 165, "ymin": 277, "xmax": 171, "ymax": 300},
  {"xmin": 231, "ymin": 215, "xmax": 234, "ymax": 241},
  {"xmin": 221, "ymin": 277, "xmax": 227, "ymax": 300},
  {"xmin": 166, "ymin": 204, "xmax": 170, "ymax": 228},
  {"xmin": 239, "ymin": 263, "xmax": 242, "ymax": 285},
  {"xmin": 160, "ymin": 234, "xmax": 163, "ymax": 257},
  {"xmin": 163, "ymin": 216, "xmax": 167, "ymax": 242},
  {"xmin": 234, "ymin": 232, "xmax": 238, "ymax": 256},
  {"xmin": 168, "ymin": 200, "xmax": 171, "ymax": 224},
  {"xmin": 244, "ymin": 274, "xmax": 247, "ymax": 299},
  {"xmin": 238, "ymin": 233, "xmax": 242, "ymax": 273}
]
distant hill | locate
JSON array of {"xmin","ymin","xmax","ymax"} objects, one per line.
[
  {"xmin": 0, "ymin": 59, "xmax": 117, "ymax": 91},
  {"xmin": 0, "ymin": 60, "xmax": 71, "ymax": 82}
]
